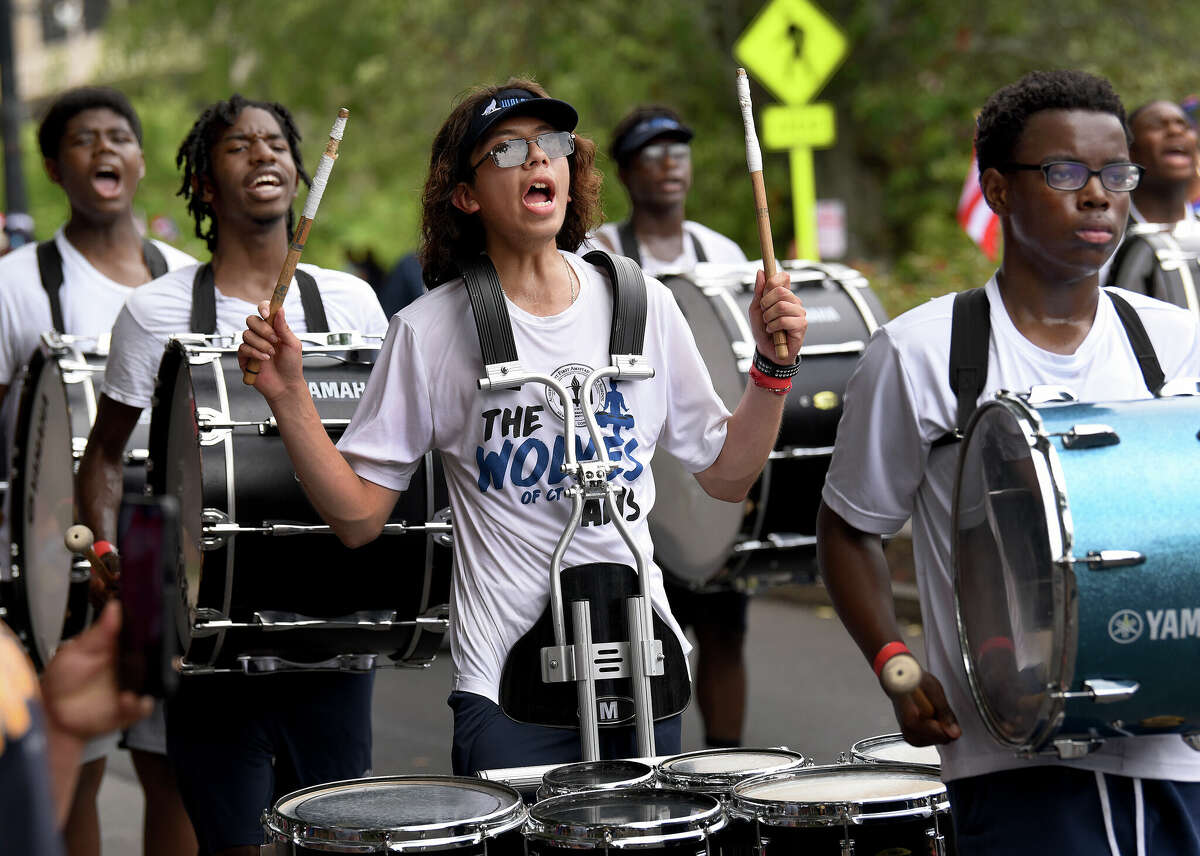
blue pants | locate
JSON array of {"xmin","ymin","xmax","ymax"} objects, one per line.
[
  {"xmin": 948, "ymin": 766, "xmax": 1200, "ymax": 855},
  {"xmin": 166, "ymin": 673, "xmax": 373, "ymax": 854},
  {"xmin": 449, "ymin": 691, "xmax": 681, "ymax": 775}
]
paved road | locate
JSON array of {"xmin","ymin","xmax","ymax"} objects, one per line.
[{"xmin": 98, "ymin": 595, "xmax": 925, "ymax": 852}]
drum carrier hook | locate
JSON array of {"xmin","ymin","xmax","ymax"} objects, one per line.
[{"xmin": 461, "ymin": 251, "xmax": 663, "ymax": 761}]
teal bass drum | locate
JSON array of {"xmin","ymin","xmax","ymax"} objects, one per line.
[{"xmin": 953, "ymin": 389, "xmax": 1200, "ymax": 758}]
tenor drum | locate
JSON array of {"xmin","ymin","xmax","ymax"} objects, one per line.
[
  {"xmin": 655, "ymin": 748, "xmax": 810, "ymax": 798},
  {"xmin": 524, "ymin": 789, "xmax": 726, "ymax": 855},
  {"xmin": 536, "ymin": 760, "xmax": 656, "ymax": 801},
  {"xmin": 147, "ymin": 334, "xmax": 452, "ymax": 673},
  {"xmin": 954, "ymin": 391, "xmax": 1200, "ymax": 757},
  {"xmin": 263, "ymin": 775, "xmax": 527, "ymax": 854},
  {"xmin": 730, "ymin": 764, "xmax": 950, "ymax": 856},
  {"xmin": 650, "ymin": 261, "xmax": 886, "ymax": 590},
  {"xmin": 848, "ymin": 733, "xmax": 941, "ymax": 771},
  {"xmin": 1107, "ymin": 223, "xmax": 1200, "ymax": 315}
]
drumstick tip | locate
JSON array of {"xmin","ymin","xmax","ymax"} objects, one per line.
[
  {"xmin": 64, "ymin": 523, "xmax": 95, "ymax": 553},
  {"xmin": 880, "ymin": 652, "xmax": 923, "ymax": 695},
  {"xmin": 337, "ymin": 107, "xmax": 349, "ymax": 119},
  {"xmin": 736, "ymin": 67, "xmax": 747, "ymax": 77}
]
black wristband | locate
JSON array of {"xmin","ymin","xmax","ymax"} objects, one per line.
[{"xmin": 753, "ymin": 348, "xmax": 801, "ymax": 378}]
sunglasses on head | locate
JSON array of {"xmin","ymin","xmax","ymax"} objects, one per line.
[{"xmin": 472, "ymin": 131, "xmax": 576, "ymax": 171}]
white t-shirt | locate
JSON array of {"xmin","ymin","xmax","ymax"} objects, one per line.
[
  {"xmin": 593, "ymin": 221, "xmax": 747, "ymax": 277},
  {"xmin": 335, "ymin": 250, "xmax": 731, "ymax": 704},
  {"xmin": 0, "ymin": 229, "xmax": 196, "ymax": 385},
  {"xmin": 102, "ymin": 262, "xmax": 386, "ymax": 409},
  {"xmin": 822, "ymin": 275, "xmax": 1200, "ymax": 783}
]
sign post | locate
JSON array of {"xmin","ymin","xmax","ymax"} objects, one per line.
[{"xmin": 734, "ymin": 0, "xmax": 847, "ymax": 260}]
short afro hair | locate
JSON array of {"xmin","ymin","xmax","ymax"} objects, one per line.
[
  {"xmin": 975, "ymin": 70, "xmax": 1130, "ymax": 177},
  {"xmin": 38, "ymin": 86, "xmax": 143, "ymax": 160}
]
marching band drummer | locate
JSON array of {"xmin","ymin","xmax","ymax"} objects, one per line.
[
  {"xmin": 0, "ymin": 86, "xmax": 196, "ymax": 856},
  {"xmin": 76, "ymin": 95, "xmax": 386, "ymax": 856},
  {"xmin": 817, "ymin": 70, "xmax": 1200, "ymax": 854},
  {"xmin": 238, "ymin": 78, "xmax": 806, "ymax": 773}
]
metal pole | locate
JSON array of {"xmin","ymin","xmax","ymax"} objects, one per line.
[{"xmin": 0, "ymin": 0, "xmax": 32, "ymax": 248}]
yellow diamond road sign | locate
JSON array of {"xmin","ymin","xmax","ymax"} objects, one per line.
[{"xmin": 734, "ymin": 0, "xmax": 848, "ymax": 106}]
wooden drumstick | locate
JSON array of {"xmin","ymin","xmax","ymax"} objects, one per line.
[
  {"xmin": 64, "ymin": 523, "xmax": 108, "ymax": 578},
  {"xmin": 243, "ymin": 107, "xmax": 350, "ymax": 385},
  {"xmin": 736, "ymin": 68, "xmax": 789, "ymax": 363},
  {"xmin": 880, "ymin": 652, "xmax": 936, "ymax": 718}
]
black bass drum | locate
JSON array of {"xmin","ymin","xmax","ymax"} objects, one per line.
[
  {"xmin": 147, "ymin": 333, "xmax": 452, "ymax": 673},
  {"xmin": 650, "ymin": 261, "xmax": 886, "ymax": 590}
]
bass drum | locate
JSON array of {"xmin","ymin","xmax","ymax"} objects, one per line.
[
  {"xmin": 147, "ymin": 334, "xmax": 452, "ymax": 673},
  {"xmin": 651, "ymin": 261, "xmax": 887, "ymax": 590},
  {"xmin": 1107, "ymin": 222, "xmax": 1200, "ymax": 314}
]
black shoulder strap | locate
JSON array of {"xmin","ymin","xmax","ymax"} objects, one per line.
[
  {"xmin": 583, "ymin": 249, "xmax": 648, "ymax": 356},
  {"xmin": 616, "ymin": 220, "xmax": 642, "ymax": 266},
  {"xmin": 688, "ymin": 228, "xmax": 708, "ymax": 263},
  {"xmin": 459, "ymin": 256, "xmax": 519, "ymax": 366},
  {"xmin": 36, "ymin": 240, "xmax": 66, "ymax": 332},
  {"xmin": 190, "ymin": 264, "xmax": 330, "ymax": 335},
  {"xmin": 947, "ymin": 287, "xmax": 992, "ymax": 438},
  {"xmin": 141, "ymin": 239, "xmax": 168, "ymax": 279},
  {"xmin": 1106, "ymin": 288, "xmax": 1165, "ymax": 395},
  {"xmin": 294, "ymin": 268, "xmax": 329, "ymax": 333}
]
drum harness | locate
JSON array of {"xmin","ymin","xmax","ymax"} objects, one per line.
[
  {"xmin": 459, "ymin": 250, "xmax": 672, "ymax": 761},
  {"xmin": 37, "ymin": 238, "xmax": 168, "ymax": 332},
  {"xmin": 1106, "ymin": 220, "xmax": 1200, "ymax": 314},
  {"xmin": 615, "ymin": 220, "xmax": 707, "ymax": 268}
]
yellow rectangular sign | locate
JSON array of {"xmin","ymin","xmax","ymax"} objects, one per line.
[{"xmin": 762, "ymin": 103, "xmax": 836, "ymax": 149}]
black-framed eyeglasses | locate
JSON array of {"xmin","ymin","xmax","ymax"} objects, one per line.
[
  {"xmin": 472, "ymin": 131, "xmax": 575, "ymax": 171},
  {"xmin": 1003, "ymin": 160, "xmax": 1144, "ymax": 192},
  {"xmin": 638, "ymin": 142, "xmax": 691, "ymax": 164}
]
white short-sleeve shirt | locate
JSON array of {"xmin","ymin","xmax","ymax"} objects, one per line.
[{"xmin": 592, "ymin": 220, "xmax": 747, "ymax": 277}]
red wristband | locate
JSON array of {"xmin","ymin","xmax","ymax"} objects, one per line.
[
  {"xmin": 93, "ymin": 540, "xmax": 116, "ymax": 558},
  {"xmin": 872, "ymin": 641, "xmax": 912, "ymax": 677},
  {"xmin": 979, "ymin": 635, "xmax": 1015, "ymax": 657},
  {"xmin": 748, "ymin": 364, "xmax": 791, "ymax": 395}
]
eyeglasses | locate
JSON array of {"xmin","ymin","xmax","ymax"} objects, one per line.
[
  {"xmin": 1003, "ymin": 160, "xmax": 1144, "ymax": 192},
  {"xmin": 638, "ymin": 142, "xmax": 691, "ymax": 164},
  {"xmin": 472, "ymin": 131, "xmax": 575, "ymax": 171}
]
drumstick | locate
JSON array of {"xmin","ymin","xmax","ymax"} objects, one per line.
[
  {"xmin": 879, "ymin": 652, "xmax": 936, "ymax": 718},
  {"xmin": 64, "ymin": 523, "xmax": 108, "ymax": 578},
  {"xmin": 243, "ymin": 107, "xmax": 350, "ymax": 385},
  {"xmin": 736, "ymin": 68, "xmax": 789, "ymax": 363}
]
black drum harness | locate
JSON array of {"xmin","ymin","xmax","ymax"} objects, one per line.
[
  {"xmin": 1106, "ymin": 220, "xmax": 1200, "ymax": 314},
  {"xmin": 460, "ymin": 250, "xmax": 688, "ymax": 760},
  {"xmin": 37, "ymin": 238, "xmax": 168, "ymax": 332},
  {"xmin": 616, "ymin": 220, "xmax": 706, "ymax": 269}
]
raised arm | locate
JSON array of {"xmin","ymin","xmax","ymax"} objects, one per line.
[{"xmin": 239, "ymin": 303, "xmax": 399, "ymax": 547}]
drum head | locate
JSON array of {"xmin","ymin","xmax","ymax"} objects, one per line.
[
  {"xmin": 7, "ymin": 347, "xmax": 74, "ymax": 669},
  {"xmin": 954, "ymin": 397, "xmax": 1068, "ymax": 749},
  {"xmin": 732, "ymin": 764, "xmax": 946, "ymax": 825},
  {"xmin": 656, "ymin": 748, "xmax": 808, "ymax": 793},
  {"xmin": 266, "ymin": 776, "xmax": 525, "ymax": 850},
  {"xmin": 541, "ymin": 760, "xmax": 655, "ymax": 797},
  {"xmin": 849, "ymin": 734, "xmax": 940, "ymax": 768},
  {"xmin": 525, "ymin": 789, "xmax": 724, "ymax": 848}
]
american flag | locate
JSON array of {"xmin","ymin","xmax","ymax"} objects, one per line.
[{"xmin": 957, "ymin": 151, "xmax": 1000, "ymax": 261}]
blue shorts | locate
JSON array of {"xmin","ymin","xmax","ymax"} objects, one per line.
[
  {"xmin": 165, "ymin": 672, "xmax": 373, "ymax": 854},
  {"xmin": 449, "ymin": 691, "xmax": 681, "ymax": 775},
  {"xmin": 948, "ymin": 766, "xmax": 1200, "ymax": 855}
]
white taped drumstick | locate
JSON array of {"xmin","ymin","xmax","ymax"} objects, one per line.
[
  {"xmin": 243, "ymin": 107, "xmax": 350, "ymax": 385},
  {"xmin": 880, "ymin": 652, "xmax": 935, "ymax": 717},
  {"xmin": 736, "ymin": 68, "xmax": 789, "ymax": 362}
]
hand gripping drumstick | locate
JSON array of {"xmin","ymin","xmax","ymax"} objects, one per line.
[
  {"xmin": 243, "ymin": 107, "xmax": 350, "ymax": 385},
  {"xmin": 736, "ymin": 69, "xmax": 790, "ymax": 363},
  {"xmin": 879, "ymin": 650, "xmax": 936, "ymax": 719}
]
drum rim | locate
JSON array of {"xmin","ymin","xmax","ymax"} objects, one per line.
[
  {"xmin": 952, "ymin": 392, "xmax": 1075, "ymax": 754},
  {"xmin": 263, "ymin": 774, "xmax": 527, "ymax": 849},
  {"xmin": 729, "ymin": 763, "xmax": 948, "ymax": 827},
  {"xmin": 655, "ymin": 747, "xmax": 810, "ymax": 794},
  {"xmin": 848, "ymin": 733, "xmax": 941, "ymax": 769},
  {"xmin": 539, "ymin": 759, "xmax": 656, "ymax": 798},
  {"xmin": 523, "ymin": 788, "xmax": 726, "ymax": 848}
]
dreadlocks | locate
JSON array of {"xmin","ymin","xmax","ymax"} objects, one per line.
[{"xmin": 176, "ymin": 94, "xmax": 311, "ymax": 251}]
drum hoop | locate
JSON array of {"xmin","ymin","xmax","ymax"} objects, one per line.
[
  {"xmin": 848, "ymin": 734, "xmax": 940, "ymax": 769},
  {"xmin": 655, "ymin": 748, "xmax": 809, "ymax": 793},
  {"xmin": 541, "ymin": 760, "xmax": 656, "ymax": 797},
  {"xmin": 523, "ymin": 789, "xmax": 725, "ymax": 846},
  {"xmin": 729, "ymin": 764, "xmax": 947, "ymax": 827},
  {"xmin": 952, "ymin": 392, "xmax": 1076, "ymax": 754},
  {"xmin": 265, "ymin": 775, "xmax": 527, "ymax": 849}
]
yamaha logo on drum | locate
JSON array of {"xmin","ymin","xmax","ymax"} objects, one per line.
[
  {"xmin": 596, "ymin": 696, "xmax": 635, "ymax": 725},
  {"xmin": 1109, "ymin": 609, "xmax": 1144, "ymax": 644},
  {"xmin": 307, "ymin": 380, "xmax": 367, "ymax": 400}
]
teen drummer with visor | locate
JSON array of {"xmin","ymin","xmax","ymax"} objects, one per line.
[{"xmin": 239, "ymin": 79, "xmax": 807, "ymax": 772}]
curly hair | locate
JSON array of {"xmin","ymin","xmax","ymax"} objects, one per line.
[
  {"xmin": 38, "ymin": 86, "xmax": 143, "ymax": 160},
  {"xmin": 176, "ymin": 94, "xmax": 311, "ymax": 252},
  {"xmin": 975, "ymin": 70, "xmax": 1130, "ymax": 178},
  {"xmin": 420, "ymin": 78, "xmax": 603, "ymax": 287}
]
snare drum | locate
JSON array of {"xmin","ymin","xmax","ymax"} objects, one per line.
[
  {"xmin": 537, "ymin": 759, "xmax": 656, "ymax": 801},
  {"xmin": 954, "ymin": 391, "xmax": 1200, "ymax": 757},
  {"xmin": 147, "ymin": 335, "xmax": 452, "ymax": 673},
  {"xmin": 650, "ymin": 261, "xmax": 886, "ymax": 590},
  {"xmin": 524, "ymin": 789, "xmax": 726, "ymax": 855},
  {"xmin": 262, "ymin": 775, "xmax": 527, "ymax": 854},
  {"xmin": 655, "ymin": 748, "xmax": 810, "ymax": 798},
  {"xmin": 848, "ymin": 734, "xmax": 941, "ymax": 771},
  {"xmin": 730, "ymin": 764, "xmax": 950, "ymax": 856}
]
